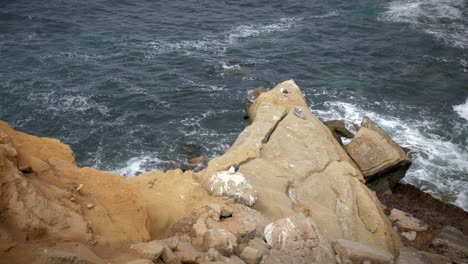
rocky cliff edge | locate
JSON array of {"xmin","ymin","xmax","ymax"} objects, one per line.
[{"xmin": 0, "ymin": 80, "xmax": 404, "ymax": 263}]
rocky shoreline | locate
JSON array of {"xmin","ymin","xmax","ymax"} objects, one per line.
[{"xmin": 0, "ymin": 80, "xmax": 466, "ymax": 264}]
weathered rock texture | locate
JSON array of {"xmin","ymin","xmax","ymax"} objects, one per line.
[
  {"xmin": 346, "ymin": 117, "xmax": 412, "ymax": 194},
  {"xmin": 0, "ymin": 80, "xmax": 409, "ymax": 263},
  {"xmin": 0, "ymin": 121, "xmax": 149, "ymax": 246},
  {"xmin": 431, "ymin": 226, "xmax": 468, "ymax": 263},
  {"xmin": 198, "ymin": 80, "xmax": 399, "ymax": 255}
]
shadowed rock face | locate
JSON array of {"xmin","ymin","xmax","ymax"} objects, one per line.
[{"xmin": 198, "ymin": 80, "xmax": 399, "ymax": 255}]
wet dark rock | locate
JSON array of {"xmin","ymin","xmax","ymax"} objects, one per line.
[{"xmin": 323, "ymin": 120, "xmax": 354, "ymax": 145}]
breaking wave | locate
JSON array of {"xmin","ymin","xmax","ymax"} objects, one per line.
[
  {"xmin": 313, "ymin": 101, "xmax": 468, "ymax": 210},
  {"xmin": 453, "ymin": 98, "xmax": 468, "ymax": 121}
]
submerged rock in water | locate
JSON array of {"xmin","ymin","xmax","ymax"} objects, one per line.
[
  {"xmin": 323, "ymin": 120, "xmax": 354, "ymax": 145},
  {"xmin": 346, "ymin": 116, "xmax": 412, "ymax": 194}
]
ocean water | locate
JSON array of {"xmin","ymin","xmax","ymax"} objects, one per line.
[{"xmin": 1, "ymin": 0, "xmax": 467, "ymax": 210}]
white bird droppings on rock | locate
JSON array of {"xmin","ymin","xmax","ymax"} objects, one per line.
[{"xmin": 208, "ymin": 170, "xmax": 258, "ymax": 206}]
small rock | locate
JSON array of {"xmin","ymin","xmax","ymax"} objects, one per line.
[
  {"xmin": 401, "ymin": 231, "xmax": 417, "ymax": 241},
  {"xmin": 332, "ymin": 239, "xmax": 394, "ymax": 264},
  {"xmin": 396, "ymin": 247, "xmax": 452, "ymax": 264},
  {"xmin": 189, "ymin": 156, "xmax": 208, "ymax": 165},
  {"xmin": 389, "ymin": 209, "xmax": 428, "ymax": 232},
  {"xmin": 130, "ymin": 241, "xmax": 165, "ymax": 261},
  {"xmin": 39, "ymin": 248, "xmax": 86, "ymax": 264},
  {"xmin": 160, "ymin": 246, "xmax": 179, "ymax": 264},
  {"xmin": 87, "ymin": 203, "xmax": 95, "ymax": 209},
  {"xmin": 240, "ymin": 246, "xmax": 263, "ymax": 264},
  {"xmin": 419, "ymin": 251, "xmax": 452, "ymax": 264},
  {"xmin": 220, "ymin": 207, "xmax": 233, "ymax": 218},
  {"xmin": 207, "ymin": 204, "xmax": 222, "ymax": 221},
  {"xmin": 76, "ymin": 184, "xmax": 84, "ymax": 193},
  {"xmin": 203, "ymin": 228, "xmax": 237, "ymax": 257},
  {"xmin": 248, "ymin": 238, "xmax": 270, "ymax": 257},
  {"xmin": 127, "ymin": 259, "xmax": 154, "ymax": 264},
  {"xmin": 160, "ymin": 236, "xmax": 180, "ymax": 251},
  {"xmin": 204, "ymin": 248, "xmax": 245, "ymax": 264},
  {"xmin": 323, "ymin": 120, "xmax": 354, "ymax": 145},
  {"xmin": 175, "ymin": 241, "xmax": 198, "ymax": 253},
  {"xmin": 70, "ymin": 197, "xmax": 76, "ymax": 202},
  {"xmin": 175, "ymin": 251, "xmax": 203, "ymax": 264}
]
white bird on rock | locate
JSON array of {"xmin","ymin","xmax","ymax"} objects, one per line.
[{"xmin": 228, "ymin": 164, "xmax": 240, "ymax": 174}]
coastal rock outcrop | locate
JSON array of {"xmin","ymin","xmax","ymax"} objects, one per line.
[
  {"xmin": 0, "ymin": 79, "xmax": 417, "ymax": 263},
  {"xmin": 346, "ymin": 117, "xmax": 412, "ymax": 194},
  {"xmin": 0, "ymin": 121, "xmax": 150, "ymax": 262},
  {"xmin": 198, "ymin": 80, "xmax": 399, "ymax": 256}
]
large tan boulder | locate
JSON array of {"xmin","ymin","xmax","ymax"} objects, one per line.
[
  {"xmin": 346, "ymin": 117, "xmax": 412, "ymax": 194},
  {"xmin": 197, "ymin": 80, "xmax": 399, "ymax": 257}
]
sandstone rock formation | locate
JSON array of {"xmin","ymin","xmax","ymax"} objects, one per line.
[
  {"xmin": 346, "ymin": 117, "xmax": 412, "ymax": 194},
  {"xmin": 0, "ymin": 121, "xmax": 149, "ymax": 246},
  {"xmin": 0, "ymin": 80, "xmax": 424, "ymax": 263},
  {"xmin": 198, "ymin": 80, "xmax": 399, "ymax": 255},
  {"xmin": 389, "ymin": 209, "xmax": 428, "ymax": 232}
]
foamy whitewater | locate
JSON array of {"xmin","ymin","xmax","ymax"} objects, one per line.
[
  {"xmin": 1, "ymin": 0, "xmax": 467, "ymax": 210},
  {"xmin": 454, "ymin": 99, "xmax": 468, "ymax": 121}
]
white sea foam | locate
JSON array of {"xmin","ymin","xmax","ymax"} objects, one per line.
[
  {"xmin": 313, "ymin": 101, "xmax": 468, "ymax": 210},
  {"xmin": 453, "ymin": 98, "xmax": 468, "ymax": 121},
  {"xmin": 113, "ymin": 155, "xmax": 165, "ymax": 177},
  {"xmin": 310, "ymin": 10, "xmax": 339, "ymax": 19},
  {"xmin": 381, "ymin": 0, "xmax": 468, "ymax": 49},
  {"xmin": 145, "ymin": 17, "xmax": 303, "ymax": 58},
  {"xmin": 28, "ymin": 92, "xmax": 110, "ymax": 115},
  {"xmin": 227, "ymin": 17, "xmax": 302, "ymax": 43}
]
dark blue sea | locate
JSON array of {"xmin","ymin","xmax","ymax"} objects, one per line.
[{"xmin": 1, "ymin": 0, "xmax": 467, "ymax": 210}]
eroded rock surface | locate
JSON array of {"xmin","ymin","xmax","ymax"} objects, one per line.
[
  {"xmin": 431, "ymin": 226, "xmax": 468, "ymax": 263},
  {"xmin": 198, "ymin": 80, "xmax": 399, "ymax": 255},
  {"xmin": 346, "ymin": 117, "xmax": 412, "ymax": 194},
  {"xmin": 332, "ymin": 239, "xmax": 394, "ymax": 264},
  {"xmin": 389, "ymin": 209, "xmax": 428, "ymax": 232},
  {"xmin": 0, "ymin": 80, "xmax": 407, "ymax": 263}
]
